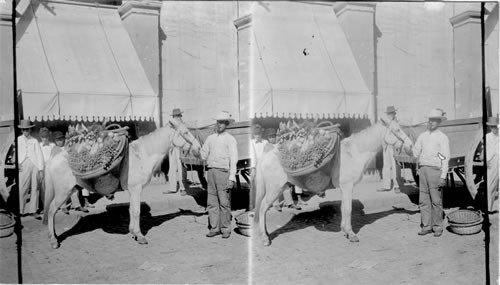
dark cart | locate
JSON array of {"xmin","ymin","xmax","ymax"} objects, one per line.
[{"xmin": 394, "ymin": 117, "xmax": 484, "ymax": 199}]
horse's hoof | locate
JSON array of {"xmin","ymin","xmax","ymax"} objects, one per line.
[
  {"xmin": 50, "ymin": 241, "xmax": 60, "ymax": 249},
  {"xmin": 133, "ymin": 235, "xmax": 148, "ymax": 245},
  {"xmin": 136, "ymin": 237, "xmax": 148, "ymax": 245},
  {"xmin": 262, "ymin": 238, "xmax": 271, "ymax": 247},
  {"xmin": 348, "ymin": 235, "xmax": 359, "ymax": 243}
]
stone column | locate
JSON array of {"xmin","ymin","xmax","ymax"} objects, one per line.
[
  {"xmin": 450, "ymin": 7, "xmax": 482, "ymax": 118},
  {"xmin": 333, "ymin": 2, "xmax": 377, "ymax": 121},
  {"xmin": 0, "ymin": 0, "xmax": 14, "ymax": 122},
  {"xmin": 119, "ymin": 0, "xmax": 162, "ymax": 125}
]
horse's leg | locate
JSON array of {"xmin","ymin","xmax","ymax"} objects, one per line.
[
  {"xmin": 258, "ymin": 182, "xmax": 288, "ymax": 247},
  {"xmin": 128, "ymin": 185, "xmax": 147, "ymax": 245},
  {"xmin": 47, "ymin": 186, "xmax": 75, "ymax": 249},
  {"xmin": 340, "ymin": 181, "xmax": 359, "ymax": 242}
]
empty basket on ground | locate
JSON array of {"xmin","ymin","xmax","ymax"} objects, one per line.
[
  {"xmin": 235, "ymin": 211, "xmax": 254, "ymax": 237},
  {"xmin": 0, "ymin": 210, "xmax": 15, "ymax": 238},
  {"xmin": 447, "ymin": 209, "xmax": 483, "ymax": 235}
]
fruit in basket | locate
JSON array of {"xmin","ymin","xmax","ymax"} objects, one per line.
[{"xmin": 277, "ymin": 120, "xmax": 339, "ymax": 171}]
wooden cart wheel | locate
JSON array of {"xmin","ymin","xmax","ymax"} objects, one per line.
[
  {"xmin": 464, "ymin": 129, "xmax": 485, "ymax": 199},
  {"xmin": 0, "ymin": 130, "xmax": 15, "ymax": 202}
]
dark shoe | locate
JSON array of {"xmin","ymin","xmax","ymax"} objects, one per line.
[
  {"xmin": 206, "ymin": 231, "xmax": 221, "ymax": 238},
  {"xmin": 74, "ymin": 206, "xmax": 89, "ymax": 213},
  {"xmin": 179, "ymin": 190, "xmax": 187, "ymax": 196},
  {"xmin": 34, "ymin": 214, "xmax": 42, "ymax": 220},
  {"xmin": 418, "ymin": 229, "xmax": 433, "ymax": 236},
  {"xmin": 377, "ymin": 188, "xmax": 391, "ymax": 192},
  {"xmin": 433, "ymin": 231, "xmax": 443, "ymax": 237},
  {"xmin": 221, "ymin": 232, "xmax": 231, "ymax": 239},
  {"xmin": 163, "ymin": 190, "xmax": 177, "ymax": 194}
]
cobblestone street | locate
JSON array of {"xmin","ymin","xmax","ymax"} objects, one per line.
[{"xmin": 0, "ymin": 178, "xmax": 497, "ymax": 284}]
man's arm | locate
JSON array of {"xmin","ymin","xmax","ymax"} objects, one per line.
[
  {"xmin": 411, "ymin": 134, "xmax": 423, "ymax": 158},
  {"xmin": 228, "ymin": 136, "xmax": 238, "ymax": 182},
  {"xmin": 439, "ymin": 134, "xmax": 450, "ymax": 180},
  {"xmin": 195, "ymin": 135, "xmax": 211, "ymax": 160}
]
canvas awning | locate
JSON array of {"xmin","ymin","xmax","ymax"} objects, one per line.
[
  {"xmin": 249, "ymin": 2, "xmax": 373, "ymax": 119},
  {"xmin": 16, "ymin": 0, "xmax": 158, "ymax": 122}
]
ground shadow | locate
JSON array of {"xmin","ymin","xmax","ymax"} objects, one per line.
[
  {"xmin": 269, "ymin": 199, "xmax": 418, "ymax": 242},
  {"xmin": 57, "ymin": 202, "xmax": 205, "ymax": 243}
]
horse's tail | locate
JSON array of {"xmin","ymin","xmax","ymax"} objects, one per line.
[{"xmin": 42, "ymin": 163, "xmax": 54, "ymax": 225}]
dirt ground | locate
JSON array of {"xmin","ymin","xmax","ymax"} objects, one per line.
[{"xmin": 0, "ymin": 180, "xmax": 498, "ymax": 284}]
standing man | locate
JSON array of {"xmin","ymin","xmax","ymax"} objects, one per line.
[
  {"xmin": 37, "ymin": 127, "xmax": 55, "ymax": 217},
  {"xmin": 193, "ymin": 111, "xmax": 238, "ymax": 239},
  {"xmin": 164, "ymin": 108, "xmax": 187, "ymax": 195},
  {"xmin": 378, "ymin": 106, "xmax": 401, "ymax": 193},
  {"xmin": 17, "ymin": 119, "xmax": 44, "ymax": 217},
  {"xmin": 486, "ymin": 115, "xmax": 499, "ymax": 212},
  {"xmin": 411, "ymin": 109, "xmax": 450, "ymax": 237}
]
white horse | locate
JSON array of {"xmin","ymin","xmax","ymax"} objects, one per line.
[
  {"xmin": 44, "ymin": 120, "xmax": 201, "ymax": 249},
  {"xmin": 253, "ymin": 119, "xmax": 413, "ymax": 246}
]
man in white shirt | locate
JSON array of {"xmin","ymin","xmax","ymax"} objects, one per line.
[
  {"xmin": 251, "ymin": 124, "xmax": 268, "ymax": 163},
  {"xmin": 378, "ymin": 106, "xmax": 401, "ymax": 193},
  {"xmin": 37, "ymin": 127, "xmax": 54, "ymax": 217},
  {"xmin": 193, "ymin": 111, "xmax": 238, "ymax": 239},
  {"xmin": 411, "ymin": 109, "xmax": 450, "ymax": 237},
  {"xmin": 486, "ymin": 115, "xmax": 499, "ymax": 212},
  {"xmin": 17, "ymin": 120, "xmax": 44, "ymax": 216},
  {"xmin": 164, "ymin": 108, "xmax": 188, "ymax": 196}
]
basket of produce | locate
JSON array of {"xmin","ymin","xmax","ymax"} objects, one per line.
[
  {"xmin": 66, "ymin": 123, "xmax": 129, "ymax": 180},
  {"xmin": 276, "ymin": 120, "xmax": 341, "ymax": 192},
  {"xmin": 447, "ymin": 209, "xmax": 483, "ymax": 235},
  {"xmin": 277, "ymin": 120, "xmax": 340, "ymax": 175}
]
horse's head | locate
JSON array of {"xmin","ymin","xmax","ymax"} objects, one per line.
[
  {"xmin": 379, "ymin": 118, "xmax": 413, "ymax": 155},
  {"xmin": 168, "ymin": 120, "xmax": 202, "ymax": 154}
]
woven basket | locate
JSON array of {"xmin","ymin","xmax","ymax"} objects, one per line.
[
  {"xmin": 0, "ymin": 210, "xmax": 15, "ymax": 238},
  {"xmin": 282, "ymin": 133, "xmax": 339, "ymax": 177},
  {"xmin": 72, "ymin": 135, "xmax": 128, "ymax": 180},
  {"xmin": 235, "ymin": 211, "xmax": 254, "ymax": 237},
  {"xmin": 447, "ymin": 209, "xmax": 482, "ymax": 224},
  {"xmin": 447, "ymin": 209, "xmax": 483, "ymax": 235}
]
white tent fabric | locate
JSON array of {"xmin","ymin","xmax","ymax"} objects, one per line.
[
  {"xmin": 16, "ymin": 0, "xmax": 157, "ymax": 121},
  {"xmin": 250, "ymin": 2, "xmax": 373, "ymax": 119}
]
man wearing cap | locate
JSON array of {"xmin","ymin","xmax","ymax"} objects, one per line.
[
  {"xmin": 17, "ymin": 119, "xmax": 44, "ymax": 216},
  {"xmin": 411, "ymin": 109, "xmax": 450, "ymax": 237},
  {"xmin": 486, "ymin": 115, "xmax": 499, "ymax": 212},
  {"xmin": 193, "ymin": 111, "xmax": 238, "ymax": 239},
  {"xmin": 378, "ymin": 106, "xmax": 401, "ymax": 193},
  {"xmin": 164, "ymin": 108, "xmax": 188, "ymax": 195},
  {"xmin": 37, "ymin": 127, "xmax": 55, "ymax": 218}
]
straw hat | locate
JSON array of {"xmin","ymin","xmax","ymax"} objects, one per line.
[
  {"xmin": 486, "ymin": 116, "xmax": 499, "ymax": 126},
  {"xmin": 18, "ymin": 119, "xmax": 35, "ymax": 129},
  {"xmin": 53, "ymin": 131, "xmax": 65, "ymax": 140},
  {"xmin": 170, "ymin": 108, "xmax": 183, "ymax": 117},
  {"xmin": 214, "ymin": 111, "xmax": 235, "ymax": 123},
  {"xmin": 264, "ymin": 128, "xmax": 277, "ymax": 138},
  {"xmin": 385, "ymin": 106, "xmax": 397, "ymax": 114},
  {"xmin": 39, "ymin": 127, "xmax": 50, "ymax": 138},
  {"xmin": 427, "ymin": 108, "xmax": 446, "ymax": 120}
]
